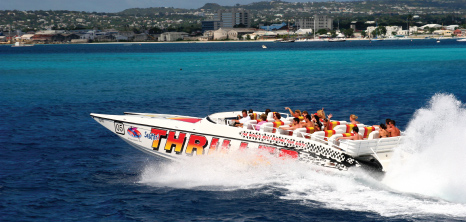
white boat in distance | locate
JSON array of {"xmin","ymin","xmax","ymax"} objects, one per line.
[
  {"xmin": 328, "ymin": 38, "xmax": 346, "ymax": 42},
  {"xmin": 262, "ymin": 45, "xmax": 267, "ymax": 48},
  {"xmin": 11, "ymin": 42, "xmax": 34, "ymax": 47},
  {"xmin": 457, "ymin": 38, "xmax": 466, "ymax": 42},
  {"xmin": 91, "ymin": 111, "xmax": 404, "ymax": 172}
]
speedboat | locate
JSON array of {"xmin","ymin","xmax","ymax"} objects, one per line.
[
  {"xmin": 457, "ymin": 39, "xmax": 466, "ymax": 42},
  {"xmin": 90, "ymin": 111, "xmax": 404, "ymax": 171},
  {"xmin": 262, "ymin": 45, "xmax": 267, "ymax": 49}
]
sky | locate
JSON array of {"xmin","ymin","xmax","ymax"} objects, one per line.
[{"xmin": 1, "ymin": 0, "xmax": 334, "ymax": 12}]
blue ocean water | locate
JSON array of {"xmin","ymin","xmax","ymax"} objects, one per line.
[{"xmin": 1, "ymin": 40, "xmax": 466, "ymax": 221}]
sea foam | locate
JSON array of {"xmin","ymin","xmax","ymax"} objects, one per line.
[{"xmin": 383, "ymin": 93, "xmax": 466, "ymax": 204}]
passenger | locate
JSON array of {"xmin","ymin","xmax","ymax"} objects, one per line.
[
  {"xmin": 248, "ymin": 109, "xmax": 257, "ymax": 120},
  {"xmin": 281, "ymin": 117, "xmax": 303, "ymax": 130},
  {"xmin": 255, "ymin": 114, "xmax": 268, "ymax": 131},
  {"xmin": 233, "ymin": 109, "xmax": 251, "ymax": 127},
  {"xmin": 312, "ymin": 114, "xmax": 322, "ymax": 131},
  {"xmin": 302, "ymin": 114, "xmax": 314, "ymax": 128},
  {"xmin": 285, "ymin": 107, "xmax": 302, "ymax": 118},
  {"xmin": 302, "ymin": 111, "xmax": 309, "ymax": 118},
  {"xmin": 316, "ymin": 108, "xmax": 325, "ymax": 121},
  {"xmin": 349, "ymin": 114, "xmax": 360, "ymax": 124},
  {"xmin": 273, "ymin": 112, "xmax": 282, "ymax": 121},
  {"xmin": 264, "ymin": 108, "xmax": 271, "ymax": 117},
  {"xmin": 336, "ymin": 126, "xmax": 363, "ymax": 141},
  {"xmin": 322, "ymin": 114, "xmax": 334, "ymax": 131},
  {"xmin": 387, "ymin": 120, "xmax": 401, "ymax": 137},
  {"xmin": 379, "ymin": 124, "xmax": 389, "ymax": 138}
]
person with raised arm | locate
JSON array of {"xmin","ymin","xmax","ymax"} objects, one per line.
[
  {"xmin": 285, "ymin": 107, "xmax": 302, "ymax": 118},
  {"xmin": 322, "ymin": 114, "xmax": 334, "ymax": 131}
]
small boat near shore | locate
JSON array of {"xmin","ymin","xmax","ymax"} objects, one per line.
[
  {"xmin": 328, "ymin": 38, "xmax": 346, "ymax": 42},
  {"xmin": 457, "ymin": 39, "xmax": 466, "ymax": 42},
  {"xmin": 11, "ymin": 42, "xmax": 34, "ymax": 47},
  {"xmin": 91, "ymin": 110, "xmax": 404, "ymax": 172},
  {"xmin": 262, "ymin": 45, "xmax": 267, "ymax": 48}
]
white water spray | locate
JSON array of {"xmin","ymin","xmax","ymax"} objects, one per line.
[{"xmin": 383, "ymin": 93, "xmax": 466, "ymax": 204}]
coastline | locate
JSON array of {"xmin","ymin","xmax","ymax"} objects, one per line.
[{"xmin": 3, "ymin": 37, "xmax": 463, "ymax": 46}]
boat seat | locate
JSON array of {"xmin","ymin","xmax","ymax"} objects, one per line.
[
  {"xmin": 259, "ymin": 120, "xmax": 286, "ymax": 133},
  {"xmin": 259, "ymin": 122, "xmax": 274, "ymax": 133},
  {"xmin": 362, "ymin": 126, "xmax": 376, "ymax": 139},
  {"xmin": 367, "ymin": 131, "xmax": 379, "ymax": 140},
  {"xmin": 327, "ymin": 121, "xmax": 348, "ymax": 130},
  {"xmin": 340, "ymin": 136, "xmax": 404, "ymax": 157},
  {"xmin": 333, "ymin": 124, "xmax": 365, "ymax": 133},
  {"xmin": 327, "ymin": 133, "xmax": 355, "ymax": 147},
  {"xmin": 293, "ymin": 127, "xmax": 315, "ymax": 138},
  {"xmin": 312, "ymin": 130, "xmax": 339, "ymax": 143},
  {"xmin": 243, "ymin": 120, "xmax": 258, "ymax": 130}
]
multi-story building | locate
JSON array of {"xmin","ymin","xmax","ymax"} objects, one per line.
[
  {"xmin": 213, "ymin": 9, "xmax": 250, "ymax": 28},
  {"xmin": 201, "ymin": 20, "xmax": 223, "ymax": 32},
  {"xmin": 295, "ymin": 15, "xmax": 333, "ymax": 31}
]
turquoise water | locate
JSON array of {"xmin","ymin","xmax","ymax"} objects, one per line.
[{"xmin": 1, "ymin": 40, "xmax": 466, "ymax": 221}]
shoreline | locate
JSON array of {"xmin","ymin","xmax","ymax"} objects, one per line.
[{"xmin": 2, "ymin": 37, "xmax": 463, "ymax": 46}]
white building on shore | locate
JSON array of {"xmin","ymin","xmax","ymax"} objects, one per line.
[{"xmin": 158, "ymin": 32, "xmax": 189, "ymax": 41}]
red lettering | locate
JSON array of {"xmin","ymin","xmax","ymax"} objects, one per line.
[
  {"xmin": 239, "ymin": 142, "xmax": 249, "ymax": 151},
  {"xmin": 258, "ymin": 145, "xmax": 276, "ymax": 154},
  {"xmin": 150, "ymin": 129, "xmax": 168, "ymax": 150},
  {"xmin": 279, "ymin": 149, "xmax": 299, "ymax": 159},
  {"xmin": 208, "ymin": 138, "xmax": 220, "ymax": 154},
  {"xmin": 164, "ymin": 131, "xmax": 187, "ymax": 154},
  {"xmin": 185, "ymin": 135, "xmax": 208, "ymax": 155},
  {"xmin": 221, "ymin": 139, "xmax": 231, "ymax": 151}
]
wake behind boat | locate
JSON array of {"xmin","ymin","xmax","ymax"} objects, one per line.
[{"xmin": 91, "ymin": 110, "xmax": 404, "ymax": 172}]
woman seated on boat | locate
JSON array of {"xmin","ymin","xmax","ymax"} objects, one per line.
[
  {"xmin": 378, "ymin": 124, "xmax": 389, "ymax": 138},
  {"xmin": 335, "ymin": 126, "xmax": 363, "ymax": 141},
  {"xmin": 255, "ymin": 114, "xmax": 268, "ymax": 131},
  {"xmin": 285, "ymin": 107, "xmax": 302, "ymax": 118},
  {"xmin": 349, "ymin": 114, "xmax": 360, "ymax": 124},
  {"xmin": 280, "ymin": 117, "xmax": 303, "ymax": 131},
  {"xmin": 312, "ymin": 115, "xmax": 323, "ymax": 131}
]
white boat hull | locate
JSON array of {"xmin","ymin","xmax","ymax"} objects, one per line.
[{"xmin": 90, "ymin": 111, "xmax": 399, "ymax": 171}]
